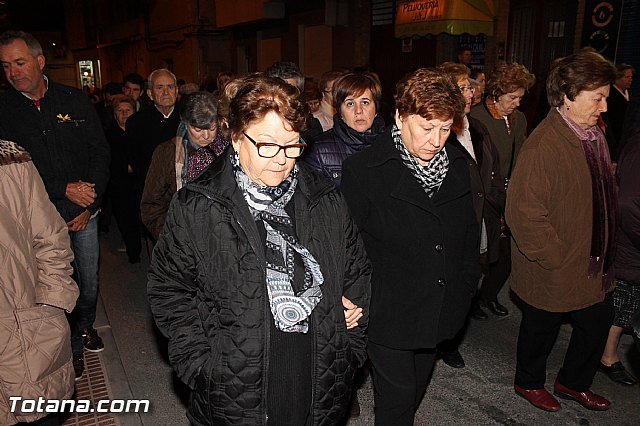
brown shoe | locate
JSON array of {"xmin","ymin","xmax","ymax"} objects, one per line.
[
  {"xmin": 553, "ymin": 381, "xmax": 610, "ymax": 411},
  {"xmin": 514, "ymin": 385, "xmax": 561, "ymax": 412}
]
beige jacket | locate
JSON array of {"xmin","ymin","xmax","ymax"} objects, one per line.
[
  {"xmin": 0, "ymin": 140, "xmax": 79, "ymax": 424},
  {"xmin": 506, "ymin": 109, "xmax": 613, "ymax": 312}
]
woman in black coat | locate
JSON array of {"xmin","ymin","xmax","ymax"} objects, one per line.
[
  {"xmin": 148, "ymin": 76, "xmax": 370, "ymax": 425},
  {"xmin": 106, "ymin": 95, "xmax": 141, "ymax": 263},
  {"xmin": 341, "ymin": 68, "xmax": 480, "ymax": 426}
]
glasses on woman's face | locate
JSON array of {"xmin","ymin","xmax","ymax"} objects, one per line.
[
  {"xmin": 459, "ymin": 85, "xmax": 476, "ymax": 94},
  {"xmin": 242, "ymin": 132, "xmax": 306, "ymax": 158}
]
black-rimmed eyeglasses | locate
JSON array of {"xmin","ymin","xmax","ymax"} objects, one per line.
[{"xmin": 242, "ymin": 132, "xmax": 306, "ymax": 158}]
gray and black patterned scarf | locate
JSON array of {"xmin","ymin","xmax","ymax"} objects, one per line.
[
  {"xmin": 231, "ymin": 153, "xmax": 324, "ymax": 333},
  {"xmin": 392, "ymin": 125, "xmax": 449, "ymax": 197}
]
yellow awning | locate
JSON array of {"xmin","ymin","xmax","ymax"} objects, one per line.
[{"xmin": 395, "ymin": 0, "xmax": 497, "ymax": 38}]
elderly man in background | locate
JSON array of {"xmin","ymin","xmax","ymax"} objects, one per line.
[
  {"xmin": 604, "ymin": 63, "xmax": 635, "ymax": 159},
  {"xmin": 125, "ymin": 68, "xmax": 180, "ymax": 240},
  {"xmin": 0, "ymin": 30, "xmax": 110, "ymax": 381}
]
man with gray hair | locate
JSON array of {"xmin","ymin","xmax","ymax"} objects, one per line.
[
  {"xmin": 126, "ymin": 68, "xmax": 180, "ymax": 214},
  {"xmin": 0, "ymin": 30, "xmax": 110, "ymax": 381}
]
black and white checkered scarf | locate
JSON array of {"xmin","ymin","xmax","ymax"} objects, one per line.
[
  {"xmin": 231, "ymin": 153, "xmax": 324, "ymax": 333},
  {"xmin": 392, "ymin": 125, "xmax": 449, "ymax": 197}
]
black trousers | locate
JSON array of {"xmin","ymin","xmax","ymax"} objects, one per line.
[
  {"xmin": 479, "ymin": 235, "xmax": 511, "ymax": 303},
  {"xmin": 111, "ymin": 182, "xmax": 141, "ymax": 260},
  {"xmin": 515, "ymin": 293, "xmax": 614, "ymax": 391},
  {"xmin": 368, "ymin": 341, "xmax": 436, "ymax": 426}
]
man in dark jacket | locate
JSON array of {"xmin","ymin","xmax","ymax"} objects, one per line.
[
  {"xmin": 125, "ymin": 68, "xmax": 180, "ymax": 242},
  {"xmin": 126, "ymin": 68, "xmax": 180, "ymax": 204},
  {"xmin": 0, "ymin": 30, "xmax": 110, "ymax": 380}
]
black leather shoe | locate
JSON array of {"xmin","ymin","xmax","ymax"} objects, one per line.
[
  {"xmin": 487, "ymin": 300, "xmax": 509, "ymax": 316},
  {"xmin": 599, "ymin": 361, "xmax": 637, "ymax": 386},
  {"xmin": 442, "ymin": 349, "xmax": 466, "ymax": 368},
  {"xmin": 471, "ymin": 303, "xmax": 488, "ymax": 320}
]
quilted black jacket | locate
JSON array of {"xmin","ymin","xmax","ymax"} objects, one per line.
[
  {"xmin": 304, "ymin": 115, "xmax": 385, "ymax": 187},
  {"xmin": 147, "ymin": 150, "xmax": 371, "ymax": 425}
]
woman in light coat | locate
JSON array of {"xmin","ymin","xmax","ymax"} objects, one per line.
[{"xmin": 0, "ymin": 139, "xmax": 78, "ymax": 425}]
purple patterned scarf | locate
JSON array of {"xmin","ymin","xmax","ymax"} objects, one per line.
[{"xmin": 558, "ymin": 108, "xmax": 616, "ymax": 290}]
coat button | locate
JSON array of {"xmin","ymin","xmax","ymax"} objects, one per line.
[
  {"xmin": 477, "ymin": 192, "xmax": 484, "ymax": 198},
  {"xmin": 435, "ymin": 244, "xmax": 443, "ymax": 252},
  {"xmin": 437, "ymin": 278, "xmax": 446, "ymax": 287}
]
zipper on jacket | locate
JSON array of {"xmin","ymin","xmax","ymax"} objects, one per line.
[
  {"xmin": 261, "ymin": 268, "xmax": 271, "ymax": 426},
  {"xmin": 309, "ymin": 314, "xmax": 317, "ymax": 424}
]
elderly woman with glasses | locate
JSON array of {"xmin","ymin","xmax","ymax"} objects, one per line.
[
  {"xmin": 436, "ymin": 62, "xmax": 505, "ymax": 369},
  {"xmin": 469, "ymin": 61, "xmax": 536, "ymax": 319},
  {"xmin": 148, "ymin": 75, "xmax": 371, "ymax": 425}
]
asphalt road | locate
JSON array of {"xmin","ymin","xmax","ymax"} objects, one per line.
[{"xmin": 96, "ymin": 229, "xmax": 640, "ymax": 425}]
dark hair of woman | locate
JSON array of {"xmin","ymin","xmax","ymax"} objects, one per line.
[
  {"xmin": 546, "ymin": 49, "xmax": 617, "ymax": 107},
  {"xmin": 394, "ymin": 68, "xmax": 466, "ymax": 129},
  {"xmin": 179, "ymin": 91, "xmax": 218, "ymax": 129},
  {"xmin": 485, "ymin": 62, "xmax": 536, "ymax": 99},
  {"xmin": 319, "ymin": 70, "xmax": 344, "ymax": 93},
  {"xmin": 332, "ymin": 71, "xmax": 383, "ymax": 112},
  {"xmin": 227, "ymin": 75, "xmax": 309, "ymax": 140}
]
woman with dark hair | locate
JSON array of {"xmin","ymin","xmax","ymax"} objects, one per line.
[
  {"xmin": 469, "ymin": 61, "xmax": 536, "ymax": 319},
  {"xmin": 141, "ymin": 91, "xmax": 225, "ymax": 242},
  {"xmin": 304, "ymin": 71, "xmax": 386, "ymax": 186},
  {"xmin": 147, "ymin": 75, "xmax": 370, "ymax": 425},
  {"xmin": 341, "ymin": 68, "xmax": 480, "ymax": 425},
  {"xmin": 506, "ymin": 49, "xmax": 617, "ymax": 412}
]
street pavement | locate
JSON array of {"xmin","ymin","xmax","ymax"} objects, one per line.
[{"xmin": 96, "ymin": 229, "xmax": 640, "ymax": 425}]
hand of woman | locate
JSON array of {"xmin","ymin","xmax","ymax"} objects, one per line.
[{"xmin": 342, "ymin": 296, "xmax": 363, "ymax": 329}]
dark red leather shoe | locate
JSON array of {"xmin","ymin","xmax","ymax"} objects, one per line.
[
  {"xmin": 553, "ymin": 381, "xmax": 610, "ymax": 411},
  {"xmin": 514, "ymin": 385, "xmax": 561, "ymax": 412}
]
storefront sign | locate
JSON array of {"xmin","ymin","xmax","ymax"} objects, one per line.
[{"xmin": 395, "ymin": 0, "xmax": 496, "ymax": 38}]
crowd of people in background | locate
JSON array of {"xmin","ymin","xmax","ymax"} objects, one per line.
[{"xmin": 0, "ymin": 27, "xmax": 639, "ymax": 426}]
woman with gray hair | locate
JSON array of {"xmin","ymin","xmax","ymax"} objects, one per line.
[
  {"xmin": 141, "ymin": 91, "xmax": 226, "ymax": 242},
  {"xmin": 506, "ymin": 49, "xmax": 616, "ymax": 412}
]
